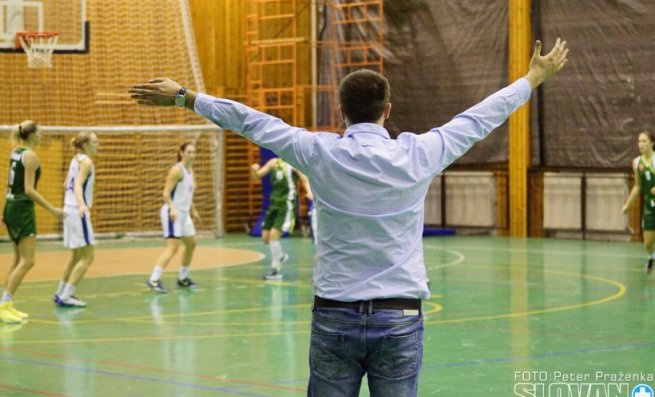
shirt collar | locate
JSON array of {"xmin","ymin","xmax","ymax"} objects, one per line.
[{"xmin": 343, "ymin": 123, "xmax": 390, "ymax": 139}]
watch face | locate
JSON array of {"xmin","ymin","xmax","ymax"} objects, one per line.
[{"xmin": 175, "ymin": 94, "xmax": 185, "ymax": 107}]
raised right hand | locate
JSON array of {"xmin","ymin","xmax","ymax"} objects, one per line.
[{"xmin": 128, "ymin": 78, "xmax": 182, "ymax": 106}]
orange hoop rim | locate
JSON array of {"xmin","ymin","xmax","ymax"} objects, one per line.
[{"xmin": 15, "ymin": 31, "xmax": 59, "ymax": 49}]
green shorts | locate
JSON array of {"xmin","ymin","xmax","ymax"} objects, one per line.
[
  {"xmin": 263, "ymin": 201, "xmax": 295, "ymax": 233},
  {"xmin": 643, "ymin": 215, "xmax": 655, "ymax": 232},
  {"xmin": 3, "ymin": 200, "xmax": 36, "ymax": 243}
]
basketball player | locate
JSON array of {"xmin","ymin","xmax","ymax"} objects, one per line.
[
  {"xmin": 622, "ymin": 130, "xmax": 655, "ymax": 274},
  {"xmin": 146, "ymin": 142, "xmax": 200, "ymax": 293},
  {"xmin": 1, "ymin": 121, "xmax": 64, "ymax": 323},
  {"xmin": 54, "ymin": 131, "xmax": 99, "ymax": 307},
  {"xmin": 251, "ymin": 157, "xmax": 311, "ymax": 280}
]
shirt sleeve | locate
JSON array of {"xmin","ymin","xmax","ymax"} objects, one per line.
[
  {"xmin": 193, "ymin": 94, "xmax": 316, "ymax": 172},
  {"xmin": 417, "ymin": 77, "xmax": 533, "ymax": 174}
]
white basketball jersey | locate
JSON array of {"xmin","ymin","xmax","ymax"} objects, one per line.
[
  {"xmin": 170, "ymin": 163, "xmax": 194, "ymax": 211},
  {"xmin": 64, "ymin": 154, "xmax": 95, "ymax": 208}
]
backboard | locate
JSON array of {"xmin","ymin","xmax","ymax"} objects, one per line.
[{"xmin": 0, "ymin": 0, "xmax": 88, "ymax": 53}]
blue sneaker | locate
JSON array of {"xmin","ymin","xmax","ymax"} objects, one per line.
[
  {"xmin": 146, "ymin": 280, "xmax": 167, "ymax": 293},
  {"xmin": 53, "ymin": 294, "xmax": 62, "ymax": 304}
]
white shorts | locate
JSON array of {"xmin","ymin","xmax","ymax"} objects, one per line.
[
  {"xmin": 63, "ymin": 205, "xmax": 96, "ymax": 249},
  {"xmin": 161, "ymin": 205, "xmax": 195, "ymax": 238}
]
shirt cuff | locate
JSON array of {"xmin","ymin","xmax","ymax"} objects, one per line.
[
  {"xmin": 512, "ymin": 77, "xmax": 533, "ymax": 104},
  {"xmin": 193, "ymin": 93, "xmax": 214, "ymax": 118}
]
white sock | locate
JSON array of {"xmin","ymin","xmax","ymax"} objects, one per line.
[
  {"xmin": 56, "ymin": 280, "xmax": 66, "ymax": 296},
  {"xmin": 60, "ymin": 283, "xmax": 76, "ymax": 300},
  {"xmin": 1, "ymin": 291, "xmax": 12, "ymax": 304},
  {"xmin": 270, "ymin": 241, "xmax": 282, "ymax": 270},
  {"xmin": 179, "ymin": 266, "xmax": 190, "ymax": 280},
  {"xmin": 150, "ymin": 266, "xmax": 165, "ymax": 283},
  {"xmin": 649, "ymin": 252, "xmax": 655, "ymax": 260}
]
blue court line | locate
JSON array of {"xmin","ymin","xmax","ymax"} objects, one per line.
[
  {"xmin": 0, "ymin": 356, "xmax": 273, "ymax": 397},
  {"xmin": 422, "ymin": 342, "xmax": 655, "ymax": 370}
]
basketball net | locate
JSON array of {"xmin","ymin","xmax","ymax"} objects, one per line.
[{"xmin": 16, "ymin": 32, "xmax": 60, "ymax": 68}]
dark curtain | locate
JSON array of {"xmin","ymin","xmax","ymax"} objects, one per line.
[
  {"xmin": 382, "ymin": 0, "xmax": 509, "ymax": 164},
  {"xmin": 324, "ymin": 0, "xmax": 655, "ymax": 167},
  {"xmin": 537, "ymin": 0, "xmax": 655, "ymax": 168}
]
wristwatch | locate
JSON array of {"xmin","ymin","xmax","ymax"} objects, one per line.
[{"xmin": 174, "ymin": 87, "xmax": 187, "ymax": 107}]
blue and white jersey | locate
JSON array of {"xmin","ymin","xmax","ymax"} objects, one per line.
[
  {"xmin": 64, "ymin": 154, "xmax": 95, "ymax": 208},
  {"xmin": 168, "ymin": 163, "xmax": 194, "ymax": 212}
]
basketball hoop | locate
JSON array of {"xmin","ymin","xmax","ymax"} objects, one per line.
[{"xmin": 15, "ymin": 32, "xmax": 59, "ymax": 68}]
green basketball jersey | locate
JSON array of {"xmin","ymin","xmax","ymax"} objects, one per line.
[
  {"xmin": 6, "ymin": 147, "xmax": 40, "ymax": 202},
  {"xmin": 270, "ymin": 159, "xmax": 297, "ymax": 205},
  {"xmin": 637, "ymin": 155, "xmax": 655, "ymax": 217}
]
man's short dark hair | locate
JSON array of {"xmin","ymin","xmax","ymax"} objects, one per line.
[{"xmin": 338, "ymin": 69, "xmax": 390, "ymax": 124}]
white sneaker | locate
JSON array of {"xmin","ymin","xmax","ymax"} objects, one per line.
[
  {"xmin": 264, "ymin": 269, "xmax": 283, "ymax": 280},
  {"xmin": 58, "ymin": 296, "xmax": 87, "ymax": 308},
  {"xmin": 280, "ymin": 253, "xmax": 289, "ymax": 264}
]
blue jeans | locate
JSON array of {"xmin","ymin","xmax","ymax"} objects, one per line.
[{"xmin": 307, "ymin": 306, "xmax": 423, "ymax": 397}]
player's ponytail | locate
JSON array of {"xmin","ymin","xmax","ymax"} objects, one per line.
[
  {"xmin": 11, "ymin": 120, "xmax": 38, "ymax": 146},
  {"xmin": 71, "ymin": 131, "xmax": 92, "ymax": 150}
]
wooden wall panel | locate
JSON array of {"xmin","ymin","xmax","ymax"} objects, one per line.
[
  {"xmin": 189, "ymin": 0, "xmax": 248, "ymax": 232},
  {"xmin": 189, "ymin": 0, "xmax": 313, "ymax": 233},
  {"xmin": 188, "ymin": 0, "xmax": 247, "ymax": 99}
]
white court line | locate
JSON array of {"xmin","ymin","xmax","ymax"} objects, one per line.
[
  {"xmin": 424, "ymin": 246, "xmax": 466, "ymax": 271},
  {"xmin": 438, "ymin": 243, "xmax": 644, "ymax": 259},
  {"xmin": 225, "ymin": 241, "xmax": 468, "ymax": 270},
  {"xmin": 226, "ymin": 239, "xmax": 643, "ymax": 260}
]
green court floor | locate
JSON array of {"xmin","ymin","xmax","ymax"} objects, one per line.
[{"xmin": 0, "ymin": 235, "xmax": 653, "ymax": 396}]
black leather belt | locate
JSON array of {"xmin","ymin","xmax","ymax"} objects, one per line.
[{"xmin": 313, "ymin": 295, "xmax": 421, "ymax": 313}]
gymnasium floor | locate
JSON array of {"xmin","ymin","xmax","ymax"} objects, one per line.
[{"xmin": 0, "ymin": 234, "xmax": 653, "ymax": 396}]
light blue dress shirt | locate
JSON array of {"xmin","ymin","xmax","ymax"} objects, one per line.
[{"xmin": 195, "ymin": 78, "xmax": 532, "ymax": 301}]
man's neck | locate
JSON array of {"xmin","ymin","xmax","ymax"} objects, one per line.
[{"xmin": 344, "ymin": 118, "xmax": 386, "ymax": 128}]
